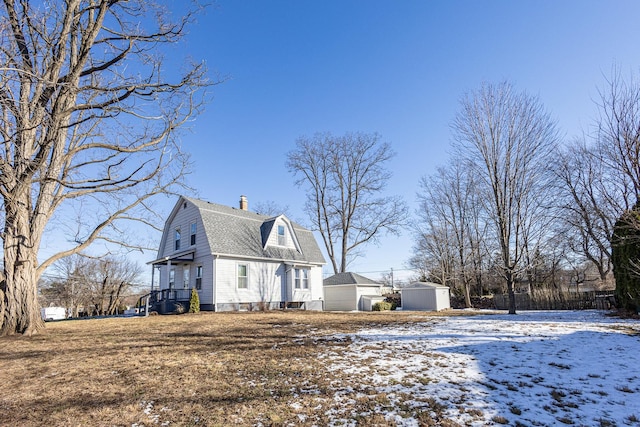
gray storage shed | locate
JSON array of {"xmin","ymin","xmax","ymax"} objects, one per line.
[
  {"xmin": 323, "ymin": 272, "xmax": 383, "ymax": 311},
  {"xmin": 401, "ymin": 282, "xmax": 450, "ymax": 311}
]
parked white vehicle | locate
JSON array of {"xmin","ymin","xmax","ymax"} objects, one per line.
[{"xmin": 40, "ymin": 307, "xmax": 66, "ymax": 321}]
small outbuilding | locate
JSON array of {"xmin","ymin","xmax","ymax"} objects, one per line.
[
  {"xmin": 401, "ymin": 282, "xmax": 450, "ymax": 311},
  {"xmin": 323, "ymin": 272, "xmax": 385, "ymax": 311}
]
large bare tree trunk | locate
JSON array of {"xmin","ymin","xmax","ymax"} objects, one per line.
[
  {"xmin": 2, "ymin": 197, "xmax": 44, "ymax": 335},
  {"xmin": 0, "ymin": 1, "xmax": 210, "ymax": 335},
  {"xmin": 505, "ymin": 270, "xmax": 516, "ymax": 315}
]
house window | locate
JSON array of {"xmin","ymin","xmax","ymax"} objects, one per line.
[
  {"xmin": 190, "ymin": 222, "xmax": 197, "ymax": 246},
  {"xmin": 175, "ymin": 228, "xmax": 181, "ymax": 251},
  {"xmin": 183, "ymin": 268, "xmax": 190, "ymax": 289},
  {"xmin": 295, "ymin": 268, "xmax": 309, "ymax": 289},
  {"xmin": 195, "ymin": 266, "xmax": 202, "ymax": 290},
  {"xmin": 237, "ymin": 264, "xmax": 248, "ymax": 289},
  {"xmin": 277, "ymin": 225, "xmax": 286, "ymax": 246},
  {"xmin": 169, "ymin": 268, "xmax": 175, "ymax": 290}
]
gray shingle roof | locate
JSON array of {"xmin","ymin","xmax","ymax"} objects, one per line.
[
  {"xmin": 323, "ymin": 272, "xmax": 381, "ymax": 286},
  {"xmin": 185, "ymin": 197, "xmax": 325, "ymax": 265}
]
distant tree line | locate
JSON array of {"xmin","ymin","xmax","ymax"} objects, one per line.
[
  {"xmin": 410, "ymin": 73, "xmax": 640, "ymax": 313},
  {"xmin": 39, "ymin": 254, "xmax": 142, "ymax": 317}
]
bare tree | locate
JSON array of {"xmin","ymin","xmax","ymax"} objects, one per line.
[
  {"xmin": 554, "ymin": 141, "xmax": 626, "ymax": 285},
  {"xmin": 0, "ymin": 1, "xmax": 212, "ymax": 335},
  {"xmin": 253, "ymin": 200, "xmax": 292, "ymax": 218},
  {"xmin": 452, "ymin": 82, "xmax": 559, "ymax": 314},
  {"xmin": 86, "ymin": 256, "xmax": 142, "ymax": 315},
  {"xmin": 415, "ymin": 163, "xmax": 486, "ymax": 307},
  {"xmin": 552, "ymin": 68, "xmax": 640, "ymax": 293},
  {"xmin": 42, "ymin": 254, "xmax": 142, "ymax": 316},
  {"xmin": 409, "ymin": 221, "xmax": 457, "ymax": 288},
  {"xmin": 597, "ymin": 69, "xmax": 640, "ymax": 202},
  {"xmin": 287, "ymin": 132, "xmax": 408, "ymax": 274},
  {"xmin": 41, "ymin": 254, "xmax": 92, "ymax": 317},
  {"xmin": 594, "ymin": 68, "xmax": 640, "ymax": 306}
]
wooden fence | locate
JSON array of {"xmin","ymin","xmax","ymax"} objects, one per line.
[{"xmin": 492, "ymin": 291, "xmax": 616, "ymax": 311}]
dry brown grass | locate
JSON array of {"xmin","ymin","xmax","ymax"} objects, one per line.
[{"xmin": 0, "ymin": 310, "xmax": 468, "ymax": 427}]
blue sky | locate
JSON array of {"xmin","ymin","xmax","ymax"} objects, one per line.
[{"xmin": 151, "ymin": 0, "xmax": 640, "ymax": 282}]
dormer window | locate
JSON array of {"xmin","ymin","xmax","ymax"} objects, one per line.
[
  {"xmin": 277, "ymin": 225, "xmax": 286, "ymax": 246},
  {"xmin": 175, "ymin": 228, "xmax": 181, "ymax": 251}
]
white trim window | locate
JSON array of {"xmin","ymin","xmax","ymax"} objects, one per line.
[
  {"xmin": 294, "ymin": 268, "xmax": 309, "ymax": 289},
  {"xmin": 175, "ymin": 228, "xmax": 181, "ymax": 251},
  {"xmin": 190, "ymin": 222, "xmax": 197, "ymax": 246},
  {"xmin": 195, "ymin": 265, "xmax": 202, "ymax": 290},
  {"xmin": 277, "ymin": 225, "xmax": 286, "ymax": 246},
  {"xmin": 237, "ymin": 264, "xmax": 248, "ymax": 289}
]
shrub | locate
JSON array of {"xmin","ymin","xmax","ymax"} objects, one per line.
[
  {"xmin": 372, "ymin": 301, "xmax": 392, "ymax": 311},
  {"xmin": 612, "ymin": 202, "xmax": 640, "ymax": 312},
  {"xmin": 189, "ymin": 288, "xmax": 200, "ymax": 313},
  {"xmin": 384, "ymin": 293, "xmax": 400, "ymax": 310}
]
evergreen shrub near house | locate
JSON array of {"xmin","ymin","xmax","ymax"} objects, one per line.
[
  {"xmin": 372, "ymin": 301, "xmax": 393, "ymax": 311},
  {"xmin": 611, "ymin": 201, "xmax": 640, "ymax": 312},
  {"xmin": 384, "ymin": 293, "xmax": 400, "ymax": 310},
  {"xmin": 189, "ymin": 288, "xmax": 200, "ymax": 313}
]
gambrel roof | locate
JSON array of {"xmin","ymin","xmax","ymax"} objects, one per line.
[{"xmin": 159, "ymin": 196, "xmax": 325, "ymax": 265}]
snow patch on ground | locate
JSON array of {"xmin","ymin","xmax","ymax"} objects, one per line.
[{"xmin": 319, "ymin": 311, "xmax": 640, "ymax": 426}]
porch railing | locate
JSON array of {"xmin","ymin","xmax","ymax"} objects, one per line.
[
  {"xmin": 148, "ymin": 288, "xmax": 192, "ymax": 304},
  {"xmin": 136, "ymin": 288, "xmax": 193, "ymax": 315}
]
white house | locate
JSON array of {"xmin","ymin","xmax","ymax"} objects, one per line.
[
  {"xmin": 323, "ymin": 272, "xmax": 385, "ymax": 311},
  {"xmin": 401, "ymin": 282, "xmax": 451, "ymax": 311},
  {"xmin": 148, "ymin": 196, "xmax": 326, "ymax": 313}
]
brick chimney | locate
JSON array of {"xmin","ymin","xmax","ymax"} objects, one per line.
[{"xmin": 239, "ymin": 195, "xmax": 248, "ymax": 211}]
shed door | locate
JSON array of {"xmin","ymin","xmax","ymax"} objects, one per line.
[{"xmin": 324, "ymin": 286, "xmax": 357, "ymax": 311}]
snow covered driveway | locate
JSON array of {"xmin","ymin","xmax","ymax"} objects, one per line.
[{"xmin": 320, "ymin": 311, "xmax": 640, "ymax": 426}]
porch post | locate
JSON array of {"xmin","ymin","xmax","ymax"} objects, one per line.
[{"xmin": 151, "ymin": 264, "xmax": 155, "ymax": 292}]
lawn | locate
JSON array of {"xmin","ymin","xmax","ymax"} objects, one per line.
[
  {"xmin": 0, "ymin": 310, "xmax": 422, "ymax": 426},
  {"xmin": 0, "ymin": 310, "xmax": 638, "ymax": 426}
]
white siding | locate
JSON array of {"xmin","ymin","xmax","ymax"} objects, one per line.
[
  {"xmin": 157, "ymin": 199, "xmax": 215, "ymax": 305},
  {"xmin": 309, "ymin": 266, "xmax": 323, "ymax": 301},
  {"xmin": 158, "ymin": 200, "xmax": 210, "ymax": 259},
  {"xmin": 361, "ymin": 295, "xmax": 386, "ymax": 311},
  {"xmin": 215, "ymin": 258, "xmax": 284, "ymax": 306},
  {"xmin": 285, "ymin": 265, "xmax": 324, "ymax": 304},
  {"xmin": 196, "ymin": 259, "xmax": 214, "ymax": 306},
  {"xmin": 401, "ymin": 285, "xmax": 451, "ymax": 311},
  {"xmin": 435, "ymin": 288, "xmax": 451, "ymax": 310},
  {"xmin": 324, "ymin": 284, "xmax": 381, "ymax": 311},
  {"xmin": 355, "ymin": 286, "xmax": 382, "ymax": 310},
  {"xmin": 324, "ymin": 285, "xmax": 358, "ymax": 311}
]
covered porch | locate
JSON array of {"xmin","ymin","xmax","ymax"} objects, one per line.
[
  {"xmin": 145, "ymin": 249, "xmax": 197, "ymax": 314},
  {"xmin": 137, "ymin": 288, "xmax": 194, "ymax": 315}
]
